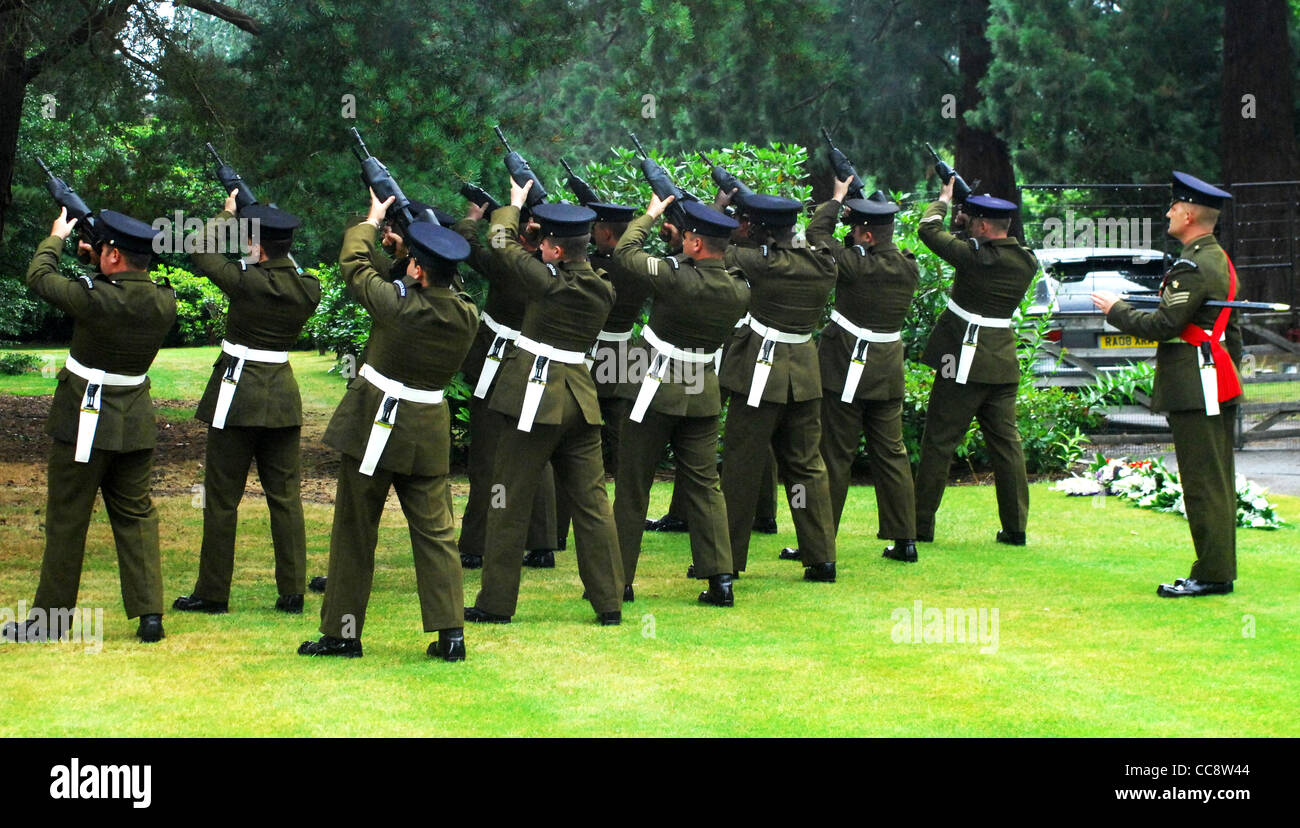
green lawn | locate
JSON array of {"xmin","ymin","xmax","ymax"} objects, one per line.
[
  {"xmin": 0, "ymin": 481, "xmax": 1296, "ymax": 737},
  {"xmin": 1, "ymin": 345, "xmax": 1296, "ymax": 736},
  {"xmin": 0, "ymin": 346, "xmax": 345, "ymax": 419}
]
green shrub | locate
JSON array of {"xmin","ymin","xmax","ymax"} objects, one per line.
[
  {"xmin": 304, "ymin": 263, "xmax": 370, "ymax": 369},
  {"xmin": 0, "ymin": 352, "xmax": 42, "ymax": 375},
  {"xmin": 1082, "ymin": 360, "xmax": 1156, "ymax": 407},
  {"xmin": 157, "ymin": 265, "xmax": 228, "ymax": 346}
]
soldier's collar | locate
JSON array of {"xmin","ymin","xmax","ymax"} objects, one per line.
[
  {"xmin": 1184, "ymin": 233, "xmax": 1218, "ymax": 251},
  {"xmin": 869, "ymin": 241, "xmax": 898, "ymax": 253},
  {"xmin": 261, "ymin": 256, "xmax": 296, "ymax": 270},
  {"xmin": 104, "ymin": 270, "xmax": 152, "ymax": 282}
]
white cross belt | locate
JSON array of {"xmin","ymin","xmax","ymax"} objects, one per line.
[
  {"xmin": 65, "ymin": 354, "xmax": 147, "ymax": 463},
  {"xmin": 211, "ymin": 339, "xmax": 290, "ymax": 430},
  {"xmin": 357, "ymin": 363, "xmax": 445, "ymax": 476}
]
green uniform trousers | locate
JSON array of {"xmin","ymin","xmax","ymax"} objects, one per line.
[
  {"xmin": 666, "ymin": 446, "xmax": 777, "ymax": 523},
  {"xmin": 820, "ymin": 395, "xmax": 916, "ymax": 539},
  {"xmin": 34, "ymin": 440, "xmax": 163, "ymax": 619},
  {"xmin": 721, "ymin": 393, "xmax": 836, "ymax": 571},
  {"xmin": 555, "ymin": 396, "xmax": 629, "ymax": 550},
  {"xmin": 193, "ymin": 424, "xmax": 306, "ymax": 602},
  {"xmin": 1169, "ymin": 406, "xmax": 1238, "ymax": 583},
  {"xmin": 319, "ymin": 453, "xmax": 462, "ymax": 638},
  {"xmin": 914, "ymin": 377, "xmax": 1029, "ymax": 538},
  {"xmin": 475, "ymin": 388, "xmax": 624, "ymax": 617},
  {"xmin": 460, "ymin": 394, "xmax": 558, "ymax": 557},
  {"xmin": 613, "ymin": 409, "xmax": 732, "ymax": 584}
]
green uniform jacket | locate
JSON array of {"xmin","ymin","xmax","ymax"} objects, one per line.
[
  {"xmin": 590, "ymin": 250, "xmax": 652, "ymax": 400},
  {"xmin": 485, "ymin": 205, "xmax": 614, "ymax": 427},
  {"xmin": 718, "ymin": 235, "xmax": 838, "ymax": 403},
  {"xmin": 191, "ymin": 210, "xmax": 321, "ymax": 427},
  {"xmin": 453, "ymin": 216, "xmax": 532, "ymax": 388},
  {"xmin": 27, "ymin": 235, "xmax": 176, "ymax": 451},
  {"xmin": 918, "ymin": 200, "xmax": 1038, "ymax": 384},
  {"xmin": 806, "ymin": 200, "xmax": 918, "ymax": 400},
  {"xmin": 322, "ymin": 223, "xmax": 479, "ymax": 476},
  {"xmin": 1106, "ymin": 233, "xmax": 1243, "ymax": 412},
  {"xmin": 613, "ymin": 213, "xmax": 750, "ymax": 417}
]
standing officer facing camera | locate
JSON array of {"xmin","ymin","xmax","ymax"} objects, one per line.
[
  {"xmin": 2, "ymin": 208, "xmax": 175, "ymax": 644},
  {"xmin": 1092, "ymin": 171, "xmax": 1242, "ymax": 598}
]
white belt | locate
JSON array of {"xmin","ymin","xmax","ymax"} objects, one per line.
[
  {"xmin": 596, "ymin": 328, "xmax": 634, "ymax": 342},
  {"xmin": 745, "ymin": 317, "xmax": 812, "ymax": 407},
  {"xmin": 211, "ymin": 339, "xmax": 290, "ymax": 430},
  {"xmin": 514, "ymin": 335, "xmax": 588, "ymax": 432},
  {"xmin": 357, "ymin": 363, "xmax": 445, "ymax": 476},
  {"xmin": 473, "ymin": 311, "xmax": 522, "ymax": 399},
  {"xmin": 630, "ymin": 326, "xmax": 719, "ymax": 422},
  {"xmin": 946, "ymin": 298, "xmax": 1013, "ymax": 385},
  {"xmin": 830, "ymin": 310, "xmax": 900, "ymax": 402},
  {"xmin": 65, "ymin": 355, "xmax": 147, "ymax": 463}
]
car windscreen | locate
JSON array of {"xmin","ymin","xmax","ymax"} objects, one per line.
[{"xmin": 1048, "ymin": 258, "xmax": 1165, "ymax": 290}]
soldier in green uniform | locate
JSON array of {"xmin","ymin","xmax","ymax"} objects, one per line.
[
  {"xmin": 2, "ymin": 209, "xmax": 175, "ymax": 644},
  {"xmin": 298, "ymin": 193, "xmax": 478, "ymax": 660},
  {"xmin": 543, "ymin": 201, "xmax": 647, "ymax": 565},
  {"xmin": 800, "ymin": 178, "xmax": 920, "ymax": 563},
  {"xmin": 466, "ymin": 181, "xmax": 625, "ymax": 625},
  {"xmin": 717, "ymin": 193, "xmax": 840, "ymax": 582},
  {"xmin": 612, "ymin": 197, "xmax": 750, "ymax": 605},
  {"xmin": 454, "ymin": 197, "xmax": 559, "ymax": 571},
  {"xmin": 913, "ymin": 183, "xmax": 1038, "ymax": 545},
  {"xmin": 173, "ymin": 193, "xmax": 320, "ymax": 615},
  {"xmin": 1092, "ymin": 171, "xmax": 1241, "ymax": 597}
]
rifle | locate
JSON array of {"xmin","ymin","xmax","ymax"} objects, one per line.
[
  {"xmin": 205, "ymin": 143, "xmax": 258, "ymax": 211},
  {"xmin": 1120, "ymin": 295, "xmax": 1291, "ymax": 312},
  {"xmin": 560, "ymin": 158, "xmax": 601, "ymax": 205},
  {"xmin": 36, "ymin": 157, "xmax": 100, "ymax": 259},
  {"xmin": 493, "ymin": 125, "xmax": 548, "ymax": 207},
  {"xmin": 206, "ymin": 142, "xmax": 306, "ymax": 272},
  {"xmin": 819, "ymin": 128, "xmax": 865, "ymax": 200},
  {"xmin": 628, "ymin": 132, "xmax": 699, "ymax": 224},
  {"xmin": 699, "ymin": 151, "xmax": 754, "ymax": 209},
  {"xmin": 459, "ymin": 182, "xmax": 502, "ymax": 213},
  {"xmin": 349, "ymin": 128, "xmax": 439, "ymax": 238},
  {"xmin": 924, "ymin": 143, "xmax": 975, "ymax": 202}
]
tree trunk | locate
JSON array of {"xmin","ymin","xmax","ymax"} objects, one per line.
[
  {"xmin": 1220, "ymin": 0, "xmax": 1299, "ymax": 318},
  {"xmin": 0, "ymin": 6, "xmax": 31, "ymax": 242},
  {"xmin": 953, "ymin": 0, "xmax": 1022, "ymax": 240}
]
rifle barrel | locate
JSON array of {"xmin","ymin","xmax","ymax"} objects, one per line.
[
  {"xmin": 494, "ymin": 125, "xmax": 512, "ymax": 152},
  {"xmin": 628, "ymin": 132, "xmax": 647, "ymax": 158}
]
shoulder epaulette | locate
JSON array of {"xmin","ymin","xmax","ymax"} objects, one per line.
[
  {"xmin": 852, "ymin": 245, "xmax": 866, "ymax": 258},
  {"xmin": 394, "ymin": 279, "xmax": 408, "ymax": 298},
  {"xmin": 665, "ymin": 256, "xmax": 681, "ymax": 271},
  {"xmin": 1172, "ymin": 258, "xmax": 1198, "ymax": 270},
  {"xmin": 969, "ymin": 238, "xmax": 982, "ymax": 251},
  {"xmin": 760, "ymin": 244, "xmax": 770, "ymax": 258},
  {"xmin": 77, "ymin": 273, "xmax": 95, "ymax": 290},
  {"xmin": 545, "ymin": 263, "xmax": 558, "ymax": 276}
]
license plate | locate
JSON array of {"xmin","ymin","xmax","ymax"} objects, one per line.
[{"xmin": 1098, "ymin": 334, "xmax": 1156, "ymax": 349}]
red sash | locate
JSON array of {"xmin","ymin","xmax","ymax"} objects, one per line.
[{"xmin": 1178, "ymin": 253, "xmax": 1242, "ymax": 402}]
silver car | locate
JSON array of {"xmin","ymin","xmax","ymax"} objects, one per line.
[{"xmin": 1026, "ymin": 247, "xmax": 1167, "ymax": 386}]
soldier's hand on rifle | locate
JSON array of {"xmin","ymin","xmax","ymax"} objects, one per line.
[
  {"xmin": 510, "ymin": 178, "xmax": 534, "ymax": 210},
  {"xmin": 1090, "ymin": 291, "xmax": 1119, "ymax": 314},
  {"xmin": 952, "ymin": 206, "xmax": 969, "ymax": 229},
  {"xmin": 465, "ymin": 201, "xmax": 488, "ymax": 222},
  {"xmin": 713, "ymin": 187, "xmax": 738, "ymax": 209},
  {"xmin": 832, "ymin": 176, "xmax": 852, "ymax": 203},
  {"xmin": 939, "ymin": 175, "xmax": 955, "ymax": 205},
  {"xmin": 51, "ymin": 207, "xmax": 78, "ymax": 240},
  {"xmin": 225, "ymin": 188, "xmax": 239, "ymax": 215},
  {"xmin": 381, "ymin": 226, "xmax": 407, "ymax": 258},
  {"xmin": 367, "ymin": 189, "xmax": 396, "ymax": 224},
  {"xmin": 658, "ymin": 220, "xmax": 681, "ymax": 249},
  {"xmin": 647, "ymin": 193, "xmax": 675, "ymax": 220}
]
